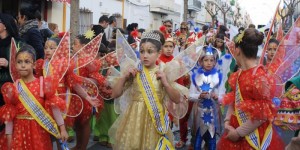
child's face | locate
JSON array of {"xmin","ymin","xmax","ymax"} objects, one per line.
[
  {"xmin": 72, "ymin": 38, "xmax": 83, "ymax": 54},
  {"xmin": 201, "ymin": 56, "xmax": 216, "ymax": 71},
  {"xmin": 16, "ymin": 52, "xmax": 35, "ymax": 78},
  {"xmin": 138, "ymin": 32, "xmax": 143, "ymax": 39},
  {"xmin": 162, "ymin": 41, "xmax": 174, "ymax": 57},
  {"xmin": 215, "ymin": 38, "xmax": 224, "ymax": 48},
  {"xmin": 44, "ymin": 40, "xmax": 58, "ymax": 60},
  {"xmin": 267, "ymin": 42, "xmax": 278, "ymax": 61},
  {"xmin": 140, "ymin": 42, "xmax": 160, "ymax": 68}
]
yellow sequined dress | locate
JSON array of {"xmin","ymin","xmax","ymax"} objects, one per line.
[{"xmin": 108, "ymin": 66, "xmax": 174, "ymax": 150}]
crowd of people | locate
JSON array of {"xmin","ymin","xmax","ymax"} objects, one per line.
[{"xmin": 0, "ymin": 2, "xmax": 300, "ymax": 150}]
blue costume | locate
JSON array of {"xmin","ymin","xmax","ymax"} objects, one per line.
[{"xmin": 189, "ymin": 45, "xmax": 222, "ymax": 150}]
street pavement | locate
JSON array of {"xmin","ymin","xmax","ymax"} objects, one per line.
[{"xmin": 54, "ymin": 126, "xmax": 294, "ymax": 150}]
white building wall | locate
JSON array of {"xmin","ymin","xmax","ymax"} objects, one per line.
[
  {"xmin": 80, "ymin": 0, "xmax": 122, "ymax": 24},
  {"xmin": 46, "ymin": 0, "xmax": 183, "ymax": 33},
  {"xmin": 47, "ymin": 2, "xmax": 64, "ymax": 31}
]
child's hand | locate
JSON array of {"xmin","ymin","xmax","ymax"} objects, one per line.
[
  {"xmin": 0, "ymin": 58, "xmax": 8, "ymax": 67},
  {"xmin": 198, "ymin": 92, "xmax": 209, "ymax": 99},
  {"xmin": 123, "ymin": 68, "xmax": 139, "ymax": 80},
  {"xmin": 86, "ymin": 96, "xmax": 101, "ymax": 107},
  {"xmin": 59, "ymin": 126, "xmax": 69, "ymax": 142},
  {"xmin": 226, "ymin": 127, "xmax": 240, "ymax": 142},
  {"xmin": 156, "ymin": 70, "xmax": 169, "ymax": 87},
  {"xmin": 211, "ymin": 93, "xmax": 218, "ymax": 101}
]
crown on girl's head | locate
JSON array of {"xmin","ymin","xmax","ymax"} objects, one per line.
[{"xmin": 141, "ymin": 31, "xmax": 161, "ymax": 43}]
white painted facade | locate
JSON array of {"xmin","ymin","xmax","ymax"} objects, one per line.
[{"xmin": 47, "ymin": 0, "xmax": 184, "ymax": 32}]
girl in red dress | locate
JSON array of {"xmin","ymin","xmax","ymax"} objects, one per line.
[
  {"xmin": 217, "ymin": 28, "xmax": 285, "ymax": 150},
  {"xmin": 0, "ymin": 44, "xmax": 68, "ymax": 150},
  {"xmin": 66, "ymin": 34, "xmax": 106, "ymax": 150}
]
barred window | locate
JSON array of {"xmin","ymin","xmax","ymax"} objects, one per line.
[{"xmin": 79, "ymin": 8, "xmax": 93, "ymax": 34}]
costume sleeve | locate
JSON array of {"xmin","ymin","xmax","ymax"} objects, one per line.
[
  {"xmin": 35, "ymin": 59, "xmax": 44, "ymax": 77},
  {"xmin": 44, "ymin": 77, "xmax": 66, "ymax": 112},
  {"xmin": 189, "ymin": 81, "xmax": 200, "ymax": 102},
  {"xmin": 221, "ymin": 72, "xmax": 237, "ymax": 105},
  {"xmin": 237, "ymin": 69, "xmax": 277, "ymax": 121},
  {"xmin": 0, "ymin": 83, "xmax": 18, "ymax": 122}
]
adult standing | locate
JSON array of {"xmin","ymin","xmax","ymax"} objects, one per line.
[
  {"xmin": 92, "ymin": 15, "xmax": 110, "ymax": 47},
  {"xmin": 105, "ymin": 16, "xmax": 117, "ymax": 41},
  {"xmin": 163, "ymin": 20, "xmax": 173, "ymax": 35},
  {"xmin": 18, "ymin": 3, "xmax": 44, "ymax": 59},
  {"xmin": 0, "ymin": 13, "xmax": 23, "ymax": 143}
]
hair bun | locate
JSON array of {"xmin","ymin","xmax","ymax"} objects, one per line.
[{"xmin": 243, "ymin": 28, "xmax": 264, "ymax": 46}]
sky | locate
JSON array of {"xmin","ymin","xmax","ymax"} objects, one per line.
[{"xmin": 238, "ymin": 0, "xmax": 280, "ymax": 26}]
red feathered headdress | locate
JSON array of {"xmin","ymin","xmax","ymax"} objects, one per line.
[{"xmin": 130, "ymin": 29, "xmax": 138, "ymax": 38}]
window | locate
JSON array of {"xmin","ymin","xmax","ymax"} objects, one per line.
[{"xmin": 79, "ymin": 8, "xmax": 93, "ymax": 34}]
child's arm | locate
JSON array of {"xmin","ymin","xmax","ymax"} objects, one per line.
[
  {"xmin": 156, "ymin": 70, "xmax": 181, "ymax": 104},
  {"xmin": 112, "ymin": 68, "xmax": 138, "ymax": 98},
  {"xmin": 52, "ymin": 106, "xmax": 68, "ymax": 142},
  {"xmin": 5, "ymin": 121, "xmax": 13, "ymax": 149}
]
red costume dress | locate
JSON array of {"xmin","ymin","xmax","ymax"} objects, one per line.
[
  {"xmin": 0, "ymin": 77, "xmax": 65, "ymax": 150},
  {"xmin": 217, "ymin": 66, "xmax": 285, "ymax": 150},
  {"xmin": 65, "ymin": 59, "xmax": 106, "ymax": 126}
]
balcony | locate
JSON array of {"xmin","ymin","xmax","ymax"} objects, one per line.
[
  {"xmin": 150, "ymin": 0, "xmax": 176, "ymax": 15},
  {"xmin": 188, "ymin": 0, "xmax": 202, "ymax": 12}
]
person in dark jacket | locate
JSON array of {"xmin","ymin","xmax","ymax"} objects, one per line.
[
  {"xmin": 18, "ymin": 3, "xmax": 44, "ymax": 59},
  {"xmin": 92, "ymin": 15, "xmax": 110, "ymax": 47},
  {"xmin": 0, "ymin": 13, "xmax": 23, "ymax": 132}
]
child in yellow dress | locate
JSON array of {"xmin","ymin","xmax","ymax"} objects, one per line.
[{"xmin": 108, "ymin": 30, "xmax": 202, "ymax": 150}]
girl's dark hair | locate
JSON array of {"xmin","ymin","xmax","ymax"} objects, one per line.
[
  {"xmin": 214, "ymin": 33, "xmax": 225, "ymax": 49},
  {"xmin": 218, "ymin": 25, "xmax": 227, "ymax": 34},
  {"xmin": 76, "ymin": 35, "xmax": 91, "ymax": 45},
  {"xmin": 16, "ymin": 44, "xmax": 36, "ymax": 61},
  {"xmin": 47, "ymin": 37, "xmax": 61, "ymax": 45},
  {"xmin": 19, "ymin": 3, "xmax": 40, "ymax": 20},
  {"xmin": 140, "ymin": 30, "xmax": 164, "ymax": 51},
  {"xmin": 268, "ymin": 38, "xmax": 279, "ymax": 46},
  {"xmin": 235, "ymin": 28, "xmax": 264, "ymax": 59}
]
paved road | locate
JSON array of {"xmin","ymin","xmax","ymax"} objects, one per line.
[{"xmin": 54, "ymin": 126, "xmax": 294, "ymax": 150}]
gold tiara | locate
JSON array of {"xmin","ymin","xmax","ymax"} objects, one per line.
[{"xmin": 141, "ymin": 31, "xmax": 161, "ymax": 43}]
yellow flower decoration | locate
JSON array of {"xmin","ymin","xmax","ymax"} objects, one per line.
[
  {"xmin": 84, "ymin": 30, "xmax": 95, "ymax": 40},
  {"xmin": 235, "ymin": 31, "xmax": 244, "ymax": 44}
]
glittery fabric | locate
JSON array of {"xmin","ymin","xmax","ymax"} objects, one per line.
[
  {"xmin": 108, "ymin": 66, "xmax": 174, "ymax": 150},
  {"xmin": 0, "ymin": 78, "xmax": 65, "ymax": 150},
  {"xmin": 217, "ymin": 66, "xmax": 284, "ymax": 150}
]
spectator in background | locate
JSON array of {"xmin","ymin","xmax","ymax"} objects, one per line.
[
  {"xmin": 217, "ymin": 25, "xmax": 228, "ymax": 35},
  {"xmin": 126, "ymin": 23, "xmax": 138, "ymax": 46},
  {"xmin": 35, "ymin": 11, "xmax": 53, "ymax": 46},
  {"xmin": 92, "ymin": 15, "xmax": 110, "ymax": 47},
  {"xmin": 18, "ymin": 3, "xmax": 44, "ymax": 59},
  {"xmin": 107, "ymin": 28, "xmax": 125, "ymax": 52},
  {"xmin": 105, "ymin": 16, "xmax": 117, "ymax": 41},
  {"xmin": 137, "ymin": 28, "xmax": 145, "ymax": 39},
  {"xmin": 163, "ymin": 20, "xmax": 173, "ymax": 34},
  {"xmin": 48, "ymin": 23, "xmax": 59, "ymax": 37},
  {"xmin": 0, "ymin": 13, "xmax": 24, "ymax": 135}
]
